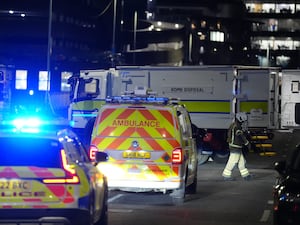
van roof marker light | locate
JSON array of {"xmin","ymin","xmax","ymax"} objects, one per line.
[{"xmin": 106, "ymin": 95, "xmax": 169, "ymax": 105}]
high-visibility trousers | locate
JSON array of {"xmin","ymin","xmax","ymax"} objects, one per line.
[{"xmin": 222, "ymin": 151, "xmax": 250, "ymax": 178}]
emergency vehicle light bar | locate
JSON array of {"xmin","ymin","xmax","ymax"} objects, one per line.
[
  {"xmin": 1, "ymin": 116, "xmax": 69, "ymax": 133},
  {"xmin": 106, "ymin": 96, "xmax": 169, "ymax": 105}
]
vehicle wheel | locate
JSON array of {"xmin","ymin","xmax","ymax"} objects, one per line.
[
  {"xmin": 87, "ymin": 196, "xmax": 95, "ymax": 225},
  {"xmin": 186, "ymin": 170, "xmax": 197, "ymax": 194},
  {"xmin": 170, "ymin": 182, "xmax": 186, "ymax": 205},
  {"xmin": 198, "ymin": 152, "xmax": 210, "ymax": 165},
  {"xmin": 273, "ymin": 210, "xmax": 281, "ymax": 225},
  {"xmin": 94, "ymin": 186, "xmax": 108, "ymax": 225},
  {"xmin": 172, "ymin": 196, "xmax": 185, "ymax": 205},
  {"xmin": 212, "ymin": 151, "xmax": 229, "ymax": 164}
]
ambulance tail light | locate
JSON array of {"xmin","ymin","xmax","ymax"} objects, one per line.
[
  {"xmin": 172, "ymin": 148, "xmax": 183, "ymax": 164},
  {"xmin": 89, "ymin": 145, "xmax": 98, "ymax": 160},
  {"xmin": 43, "ymin": 149, "xmax": 80, "ymax": 184}
]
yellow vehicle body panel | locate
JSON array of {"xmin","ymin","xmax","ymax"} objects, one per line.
[{"xmin": 92, "ymin": 104, "xmax": 186, "ymax": 191}]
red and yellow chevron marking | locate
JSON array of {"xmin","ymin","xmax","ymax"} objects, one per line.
[
  {"xmin": 94, "ymin": 106, "xmax": 178, "ymax": 140},
  {"xmin": 92, "ymin": 105, "xmax": 182, "ymax": 182},
  {"xmin": 0, "ymin": 166, "xmax": 83, "ymax": 208}
]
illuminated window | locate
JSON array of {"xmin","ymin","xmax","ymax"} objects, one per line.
[
  {"xmin": 262, "ymin": 4, "xmax": 275, "ymax": 13},
  {"xmin": 210, "ymin": 31, "xmax": 224, "ymax": 42},
  {"xmin": 268, "ymin": 19, "xmax": 278, "ymax": 31},
  {"xmin": 61, "ymin": 71, "xmax": 72, "ymax": 92},
  {"xmin": 276, "ymin": 55, "xmax": 291, "ymax": 67},
  {"xmin": 253, "ymin": 38, "xmax": 300, "ymax": 50},
  {"xmin": 15, "ymin": 70, "xmax": 27, "ymax": 90},
  {"xmin": 39, "ymin": 71, "xmax": 50, "ymax": 91},
  {"xmin": 246, "ymin": 3, "xmax": 296, "ymax": 14}
]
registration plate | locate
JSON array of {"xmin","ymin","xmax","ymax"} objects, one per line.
[
  {"xmin": 123, "ymin": 151, "xmax": 151, "ymax": 159},
  {"xmin": 0, "ymin": 179, "xmax": 32, "ymax": 190}
]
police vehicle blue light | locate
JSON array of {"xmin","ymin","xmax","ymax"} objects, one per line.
[
  {"xmin": 11, "ymin": 117, "xmax": 42, "ymax": 133},
  {"xmin": 1, "ymin": 114, "xmax": 69, "ymax": 134}
]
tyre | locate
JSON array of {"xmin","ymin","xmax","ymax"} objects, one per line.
[
  {"xmin": 197, "ymin": 152, "xmax": 210, "ymax": 165},
  {"xmin": 196, "ymin": 140, "xmax": 212, "ymax": 165},
  {"xmin": 94, "ymin": 186, "xmax": 108, "ymax": 225},
  {"xmin": 87, "ymin": 195, "xmax": 95, "ymax": 225},
  {"xmin": 170, "ymin": 182, "xmax": 186, "ymax": 205},
  {"xmin": 212, "ymin": 151, "xmax": 229, "ymax": 164},
  {"xmin": 172, "ymin": 196, "xmax": 185, "ymax": 205},
  {"xmin": 273, "ymin": 210, "xmax": 280, "ymax": 225},
  {"xmin": 186, "ymin": 170, "xmax": 198, "ymax": 194}
]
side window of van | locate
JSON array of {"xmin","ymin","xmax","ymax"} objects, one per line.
[{"xmin": 177, "ymin": 108, "xmax": 191, "ymax": 138}]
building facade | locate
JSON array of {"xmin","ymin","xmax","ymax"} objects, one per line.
[
  {"xmin": 0, "ymin": 0, "xmax": 110, "ymax": 115},
  {"xmin": 244, "ymin": 0, "xmax": 300, "ymax": 68},
  {"xmin": 1, "ymin": 0, "xmax": 299, "ymax": 106},
  {"xmin": 120, "ymin": 0, "xmax": 252, "ymax": 66},
  {"xmin": 0, "ymin": 0, "xmax": 105, "ymax": 94},
  {"xmin": 120, "ymin": 0, "xmax": 300, "ymax": 68}
]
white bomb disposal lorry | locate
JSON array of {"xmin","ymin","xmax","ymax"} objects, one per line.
[
  {"xmin": 280, "ymin": 69, "xmax": 300, "ymax": 129},
  {"xmin": 68, "ymin": 65, "xmax": 300, "ymax": 164}
]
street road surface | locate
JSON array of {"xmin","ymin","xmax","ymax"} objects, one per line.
[{"xmin": 107, "ymin": 130, "xmax": 299, "ymax": 225}]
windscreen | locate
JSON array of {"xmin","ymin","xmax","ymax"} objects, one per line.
[
  {"xmin": 0, "ymin": 137, "xmax": 62, "ymax": 167},
  {"xmin": 97, "ymin": 107, "xmax": 177, "ymax": 138}
]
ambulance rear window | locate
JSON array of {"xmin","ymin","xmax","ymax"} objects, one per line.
[
  {"xmin": 97, "ymin": 107, "xmax": 177, "ymax": 138},
  {"xmin": 0, "ymin": 137, "xmax": 61, "ymax": 168}
]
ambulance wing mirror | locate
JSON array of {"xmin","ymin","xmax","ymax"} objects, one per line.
[{"xmin": 95, "ymin": 152, "xmax": 109, "ymax": 164}]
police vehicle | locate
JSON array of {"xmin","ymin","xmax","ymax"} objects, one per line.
[{"xmin": 0, "ymin": 116, "xmax": 108, "ymax": 225}]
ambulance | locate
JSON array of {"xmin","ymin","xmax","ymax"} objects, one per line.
[{"xmin": 90, "ymin": 90, "xmax": 198, "ymax": 204}]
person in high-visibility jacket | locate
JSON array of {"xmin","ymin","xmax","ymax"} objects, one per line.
[{"xmin": 222, "ymin": 112, "xmax": 252, "ymax": 181}]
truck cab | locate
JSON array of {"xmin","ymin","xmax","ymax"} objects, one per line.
[{"xmin": 68, "ymin": 69, "xmax": 120, "ymax": 145}]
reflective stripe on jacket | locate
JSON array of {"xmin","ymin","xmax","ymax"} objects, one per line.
[{"xmin": 228, "ymin": 122, "xmax": 249, "ymax": 150}]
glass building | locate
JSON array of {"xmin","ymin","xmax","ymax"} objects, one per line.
[
  {"xmin": 244, "ymin": 0, "xmax": 300, "ymax": 68},
  {"xmin": 120, "ymin": 0, "xmax": 251, "ymax": 66},
  {"xmin": 0, "ymin": 0, "xmax": 298, "ymax": 106},
  {"xmin": 0, "ymin": 0, "xmax": 104, "ymax": 93}
]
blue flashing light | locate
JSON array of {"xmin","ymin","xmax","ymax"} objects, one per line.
[
  {"xmin": 14, "ymin": 127, "xmax": 41, "ymax": 133},
  {"xmin": 69, "ymin": 120, "xmax": 75, "ymax": 127},
  {"xmin": 13, "ymin": 117, "xmax": 42, "ymax": 129},
  {"xmin": 29, "ymin": 89, "xmax": 34, "ymax": 96},
  {"xmin": 1, "ymin": 115, "xmax": 69, "ymax": 134},
  {"xmin": 10, "ymin": 117, "xmax": 42, "ymax": 133}
]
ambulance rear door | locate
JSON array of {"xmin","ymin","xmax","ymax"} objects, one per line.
[{"xmin": 92, "ymin": 104, "xmax": 182, "ymax": 185}]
